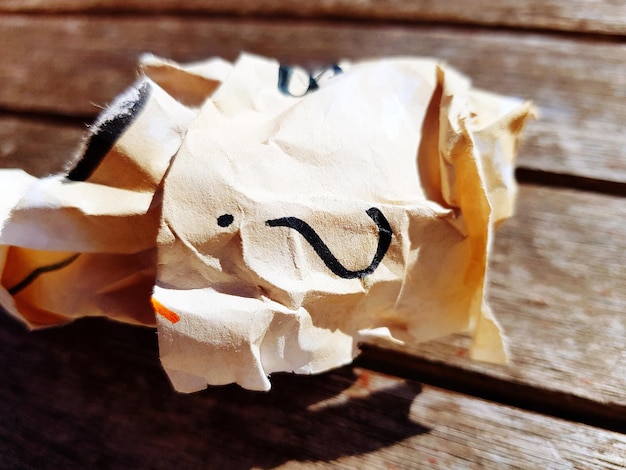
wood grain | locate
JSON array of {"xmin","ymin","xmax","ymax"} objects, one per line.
[
  {"xmin": 0, "ymin": 0, "xmax": 624, "ymax": 35},
  {"xmin": 364, "ymin": 184, "xmax": 626, "ymax": 423},
  {"xmin": 0, "ymin": 16, "xmax": 624, "ymax": 182},
  {"xmin": 0, "ymin": 313, "xmax": 624, "ymax": 469},
  {"xmin": 0, "ymin": 114, "xmax": 85, "ymax": 177}
]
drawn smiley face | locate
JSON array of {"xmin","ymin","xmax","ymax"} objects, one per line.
[{"xmin": 152, "ymin": 197, "xmax": 399, "ymax": 391}]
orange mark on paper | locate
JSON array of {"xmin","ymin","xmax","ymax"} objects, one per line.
[
  {"xmin": 151, "ymin": 297, "xmax": 181, "ymax": 324},
  {"xmin": 455, "ymin": 348, "xmax": 468, "ymax": 358},
  {"xmin": 357, "ymin": 370, "xmax": 371, "ymax": 389}
]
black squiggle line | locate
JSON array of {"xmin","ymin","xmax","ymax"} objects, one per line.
[
  {"xmin": 8, "ymin": 253, "xmax": 81, "ymax": 296},
  {"xmin": 266, "ymin": 208, "xmax": 392, "ymax": 279}
]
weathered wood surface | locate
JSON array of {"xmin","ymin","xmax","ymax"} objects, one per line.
[
  {"xmin": 1, "ymin": 0, "xmax": 625, "ymax": 35},
  {"xmin": 362, "ymin": 186, "xmax": 626, "ymax": 430},
  {"xmin": 1, "ymin": 3, "xmax": 625, "ymax": 468},
  {"xmin": 1, "ymin": 313, "xmax": 624, "ymax": 469},
  {"xmin": 0, "ymin": 114, "xmax": 84, "ymax": 176},
  {"xmin": 0, "ymin": 17, "xmax": 625, "ymax": 183}
]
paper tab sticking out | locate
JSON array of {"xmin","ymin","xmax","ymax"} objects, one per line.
[{"xmin": 0, "ymin": 53, "xmax": 536, "ymax": 392}]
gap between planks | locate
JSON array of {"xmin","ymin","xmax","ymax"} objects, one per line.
[
  {"xmin": 516, "ymin": 169, "xmax": 626, "ymax": 198},
  {"xmin": 356, "ymin": 346, "xmax": 626, "ymax": 434}
]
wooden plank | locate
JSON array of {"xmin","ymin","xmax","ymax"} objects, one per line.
[
  {"xmin": 0, "ymin": 114, "xmax": 85, "ymax": 177},
  {"xmin": 0, "ymin": 313, "xmax": 624, "ymax": 469},
  {"xmin": 364, "ymin": 184, "xmax": 626, "ymax": 424},
  {"xmin": 0, "ymin": 0, "xmax": 624, "ymax": 35},
  {"xmin": 0, "ymin": 17, "xmax": 624, "ymax": 183}
]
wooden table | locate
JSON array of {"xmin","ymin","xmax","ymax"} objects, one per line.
[{"xmin": 1, "ymin": 2, "xmax": 625, "ymax": 468}]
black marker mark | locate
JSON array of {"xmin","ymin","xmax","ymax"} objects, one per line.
[
  {"xmin": 278, "ymin": 64, "xmax": 342, "ymax": 97},
  {"xmin": 8, "ymin": 253, "xmax": 81, "ymax": 296},
  {"xmin": 217, "ymin": 214, "xmax": 234, "ymax": 227},
  {"xmin": 266, "ymin": 208, "xmax": 392, "ymax": 279},
  {"xmin": 67, "ymin": 82, "xmax": 151, "ymax": 182}
]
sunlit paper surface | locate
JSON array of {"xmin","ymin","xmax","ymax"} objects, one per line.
[{"xmin": 0, "ymin": 53, "xmax": 535, "ymax": 391}]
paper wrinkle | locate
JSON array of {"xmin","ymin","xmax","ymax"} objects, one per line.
[
  {"xmin": 75, "ymin": 78, "xmax": 197, "ymax": 193},
  {"xmin": 1, "ymin": 175, "xmax": 158, "ymax": 253},
  {"xmin": 0, "ymin": 52, "xmax": 535, "ymax": 391},
  {"xmin": 139, "ymin": 54, "xmax": 233, "ymax": 108},
  {"xmin": 0, "ymin": 170, "xmax": 36, "ymax": 228}
]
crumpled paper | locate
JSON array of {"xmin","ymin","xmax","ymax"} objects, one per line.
[{"xmin": 0, "ymin": 53, "xmax": 535, "ymax": 392}]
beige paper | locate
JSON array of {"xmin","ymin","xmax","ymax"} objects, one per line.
[{"xmin": 0, "ymin": 53, "xmax": 535, "ymax": 392}]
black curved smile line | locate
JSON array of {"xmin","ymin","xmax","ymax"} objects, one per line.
[{"xmin": 265, "ymin": 207, "xmax": 392, "ymax": 279}]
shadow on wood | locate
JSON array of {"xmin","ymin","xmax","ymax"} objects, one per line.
[{"xmin": 0, "ymin": 313, "xmax": 428, "ymax": 469}]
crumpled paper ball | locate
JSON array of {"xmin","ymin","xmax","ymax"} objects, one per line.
[{"xmin": 0, "ymin": 53, "xmax": 535, "ymax": 391}]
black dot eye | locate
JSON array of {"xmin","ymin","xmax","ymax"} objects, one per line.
[{"xmin": 217, "ymin": 214, "xmax": 234, "ymax": 227}]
